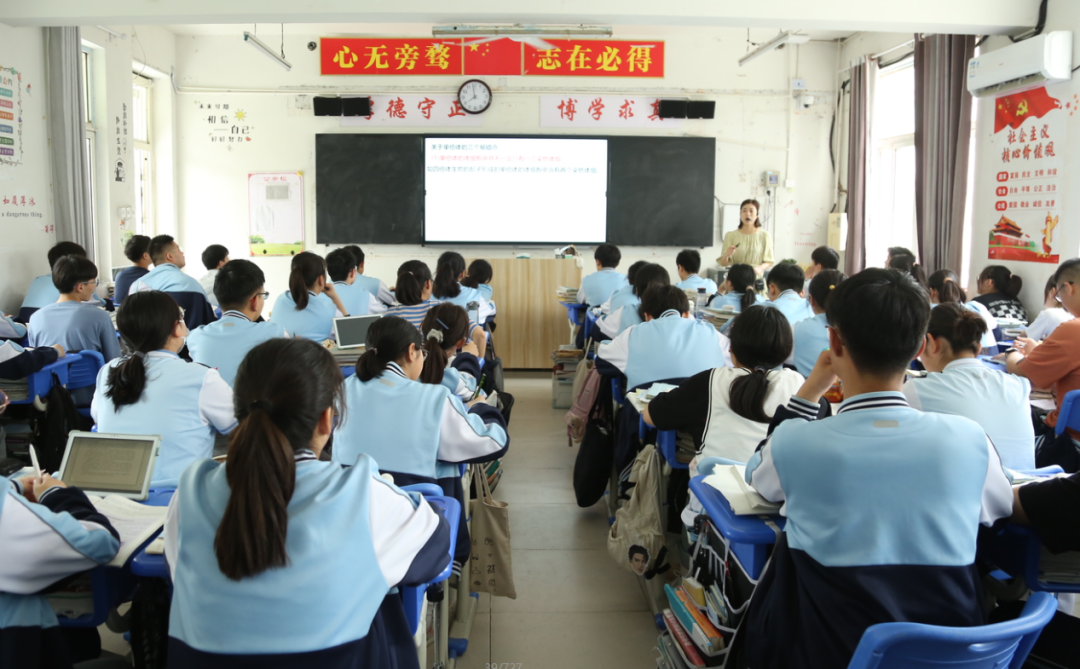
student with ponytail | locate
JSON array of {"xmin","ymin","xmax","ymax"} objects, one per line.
[
  {"xmin": 92, "ymin": 291, "xmax": 236, "ymax": 486},
  {"xmin": 420, "ymin": 303, "xmax": 482, "ymax": 401},
  {"xmin": 268, "ymin": 252, "xmax": 349, "ymax": 341},
  {"xmin": 928, "ymin": 269, "xmax": 998, "ymax": 354},
  {"xmin": 1023, "ymin": 275, "xmax": 1074, "ymax": 341},
  {"xmin": 597, "ymin": 262, "xmax": 669, "ymax": 338},
  {"xmin": 432, "ymin": 251, "xmax": 494, "ymax": 322},
  {"xmin": 709, "ymin": 263, "xmax": 764, "ymax": 313},
  {"xmin": 387, "ymin": 259, "xmax": 488, "ymax": 357},
  {"xmin": 164, "ymin": 338, "xmax": 451, "ymax": 667},
  {"xmin": 903, "ymin": 302, "xmax": 1035, "ymax": 470},
  {"xmin": 973, "ymin": 264, "xmax": 1028, "ymax": 321},
  {"xmin": 645, "ymin": 305, "xmax": 804, "ymax": 470},
  {"xmin": 461, "ymin": 258, "xmax": 496, "ymax": 314},
  {"xmin": 791, "ymin": 270, "xmax": 845, "ymax": 377},
  {"xmin": 334, "ymin": 316, "xmax": 508, "ymax": 564}
]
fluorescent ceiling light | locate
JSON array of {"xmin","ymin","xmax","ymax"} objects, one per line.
[
  {"xmin": 243, "ymin": 31, "xmax": 292, "ymax": 71},
  {"xmin": 738, "ymin": 31, "xmax": 811, "ymax": 67},
  {"xmin": 432, "ymin": 24, "xmax": 613, "ymax": 38}
]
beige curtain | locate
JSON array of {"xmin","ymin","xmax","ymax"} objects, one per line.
[{"xmin": 844, "ymin": 58, "xmax": 876, "ymax": 275}]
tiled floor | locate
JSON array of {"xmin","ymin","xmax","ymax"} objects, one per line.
[
  {"xmin": 100, "ymin": 371, "xmax": 657, "ymax": 667},
  {"xmin": 455, "ymin": 372, "xmax": 657, "ymax": 669}
]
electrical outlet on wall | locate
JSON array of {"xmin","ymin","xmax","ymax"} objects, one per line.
[{"xmin": 791, "ymin": 78, "xmax": 807, "ymax": 91}]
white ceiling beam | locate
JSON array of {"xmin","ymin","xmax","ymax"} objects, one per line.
[{"xmin": 1, "ymin": 0, "xmax": 1040, "ymax": 35}]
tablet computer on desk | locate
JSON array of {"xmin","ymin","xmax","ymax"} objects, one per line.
[
  {"xmin": 57, "ymin": 432, "xmax": 160, "ymax": 501},
  {"xmin": 333, "ymin": 314, "xmax": 382, "ymax": 350}
]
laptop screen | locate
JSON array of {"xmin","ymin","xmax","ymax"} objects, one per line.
[
  {"xmin": 61, "ymin": 435, "xmax": 156, "ymax": 496},
  {"xmin": 334, "ymin": 315, "xmax": 381, "ymax": 348}
]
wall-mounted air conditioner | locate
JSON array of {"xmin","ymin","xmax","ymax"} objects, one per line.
[{"xmin": 967, "ymin": 31, "xmax": 1073, "ymax": 99}]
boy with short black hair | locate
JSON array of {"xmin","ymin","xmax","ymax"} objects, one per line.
[
  {"xmin": 20, "ymin": 241, "xmax": 106, "ymax": 315},
  {"xmin": 577, "ymin": 243, "xmax": 628, "ymax": 308},
  {"xmin": 674, "ymin": 249, "xmax": 718, "ymax": 294},
  {"xmin": 134, "ymin": 235, "xmax": 213, "ymax": 310},
  {"xmin": 342, "ymin": 245, "xmax": 394, "ymax": 307},
  {"xmin": 325, "ymin": 248, "xmax": 378, "ymax": 317},
  {"xmin": 765, "ymin": 261, "xmax": 812, "ymax": 326},
  {"xmin": 742, "ymin": 268, "xmax": 1013, "ymax": 669},
  {"xmin": 186, "ymin": 259, "xmax": 287, "ymax": 386},
  {"xmin": 198, "ymin": 244, "xmax": 230, "ymax": 307},
  {"xmin": 114, "ymin": 235, "xmax": 152, "ymax": 303},
  {"xmin": 806, "ymin": 245, "xmax": 839, "ymax": 279}
]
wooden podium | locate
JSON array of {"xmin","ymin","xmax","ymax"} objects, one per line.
[{"xmin": 480, "ymin": 258, "xmax": 581, "ymax": 369}]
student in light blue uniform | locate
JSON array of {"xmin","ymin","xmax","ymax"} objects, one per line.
[
  {"xmin": 197, "ymin": 244, "xmax": 230, "ymax": 308},
  {"xmin": 433, "ymin": 251, "xmax": 495, "ymax": 323},
  {"xmin": 164, "ymin": 338, "xmax": 451, "ymax": 669},
  {"xmin": 708, "ymin": 263, "xmax": 766, "ymax": 315},
  {"xmin": 326, "ymin": 248, "xmax": 381, "ymax": 316},
  {"xmin": 0, "ymin": 313, "xmax": 26, "ymax": 340},
  {"xmin": 386, "ymin": 260, "xmax": 488, "ymax": 357},
  {"xmin": 187, "ymin": 260, "xmax": 287, "ymax": 386},
  {"xmin": 597, "ymin": 263, "xmax": 669, "ymax": 338},
  {"xmin": 92, "ymin": 292, "xmax": 236, "ymax": 487},
  {"xmin": 928, "ymin": 269, "xmax": 998, "ymax": 353},
  {"xmin": 599, "ymin": 261, "xmax": 647, "ymax": 317},
  {"xmin": 28, "ymin": 256, "xmax": 120, "ymax": 405},
  {"xmin": 334, "ymin": 316, "xmax": 508, "ymax": 565},
  {"xmin": 269, "ymin": 252, "xmax": 349, "ymax": 342},
  {"xmin": 791, "ymin": 270, "xmax": 845, "ymax": 377},
  {"xmin": 132, "ymin": 235, "xmax": 213, "ymax": 303},
  {"xmin": 0, "ymin": 340, "xmax": 65, "ymax": 381},
  {"xmin": 343, "ymin": 245, "xmax": 396, "ymax": 308},
  {"xmin": 0, "ymin": 472, "xmax": 121, "ymax": 667},
  {"xmin": 462, "ymin": 258, "xmax": 496, "ymax": 317},
  {"xmin": 904, "ymin": 302, "xmax": 1036, "ymax": 470},
  {"xmin": 19, "ymin": 242, "xmax": 107, "ymax": 316},
  {"xmin": 743, "ymin": 269, "xmax": 1013, "ymax": 669},
  {"xmin": 420, "ymin": 303, "xmax": 484, "ymax": 401},
  {"xmin": 577, "ymin": 243, "xmax": 628, "ymax": 307},
  {"xmin": 596, "ymin": 284, "xmax": 731, "ymax": 391},
  {"xmin": 674, "ymin": 249, "xmax": 718, "ymax": 294},
  {"xmin": 763, "ymin": 261, "xmax": 814, "ymax": 327}
]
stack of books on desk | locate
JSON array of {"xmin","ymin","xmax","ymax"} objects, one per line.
[
  {"xmin": 556, "ymin": 286, "xmax": 578, "ymax": 302},
  {"xmin": 1040, "ymin": 548, "xmax": 1080, "ymax": 584}
]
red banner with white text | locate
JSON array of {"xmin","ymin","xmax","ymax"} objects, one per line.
[{"xmin": 524, "ymin": 40, "xmax": 664, "ymax": 77}]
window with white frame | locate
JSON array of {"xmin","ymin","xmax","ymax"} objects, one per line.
[
  {"xmin": 132, "ymin": 74, "xmax": 152, "ymax": 236},
  {"xmin": 82, "ymin": 46, "xmax": 99, "ymax": 251},
  {"xmin": 866, "ymin": 60, "xmax": 917, "ymax": 268}
]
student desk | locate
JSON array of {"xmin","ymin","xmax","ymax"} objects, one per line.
[{"xmin": 688, "ymin": 475, "xmax": 785, "ymax": 580}]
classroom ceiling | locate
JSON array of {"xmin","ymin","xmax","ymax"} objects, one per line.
[{"xmin": 1, "ymin": 0, "xmax": 1040, "ymax": 36}]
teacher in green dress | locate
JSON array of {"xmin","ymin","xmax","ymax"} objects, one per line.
[{"xmin": 718, "ymin": 199, "xmax": 774, "ymax": 275}]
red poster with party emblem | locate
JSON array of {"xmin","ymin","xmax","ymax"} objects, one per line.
[
  {"xmin": 523, "ymin": 40, "xmax": 664, "ymax": 77},
  {"xmin": 321, "ymin": 38, "xmax": 463, "ymax": 75}
]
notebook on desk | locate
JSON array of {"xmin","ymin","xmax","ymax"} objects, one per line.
[
  {"xmin": 57, "ymin": 431, "xmax": 160, "ymax": 501},
  {"xmin": 702, "ymin": 465, "xmax": 781, "ymax": 516}
]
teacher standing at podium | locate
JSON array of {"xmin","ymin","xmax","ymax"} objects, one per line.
[{"xmin": 718, "ymin": 199, "xmax": 774, "ymax": 276}]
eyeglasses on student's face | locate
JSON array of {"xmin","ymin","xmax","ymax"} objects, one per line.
[
  {"xmin": 1055, "ymin": 281, "xmax": 1074, "ymax": 303},
  {"xmin": 254, "ymin": 291, "xmax": 270, "ymax": 301}
]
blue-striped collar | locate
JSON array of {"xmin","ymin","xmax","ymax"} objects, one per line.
[
  {"xmin": 222, "ymin": 310, "xmax": 251, "ymax": 322},
  {"xmin": 146, "ymin": 350, "xmax": 181, "ymax": 360},
  {"xmin": 294, "ymin": 449, "xmax": 318, "ymax": 463},
  {"xmin": 385, "ymin": 361, "xmax": 409, "ymax": 379},
  {"xmin": 659, "ymin": 309, "xmax": 682, "ymax": 319},
  {"xmin": 837, "ymin": 391, "xmax": 909, "ymax": 414}
]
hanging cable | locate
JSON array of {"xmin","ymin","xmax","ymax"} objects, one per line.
[
  {"xmin": 1009, "ymin": 0, "xmax": 1047, "ymax": 43},
  {"xmin": 281, "ymin": 23, "xmax": 286, "ymax": 60}
]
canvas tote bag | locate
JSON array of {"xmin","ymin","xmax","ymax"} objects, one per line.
[{"xmin": 469, "ymin": 463, "xmax": 517, "ymax": 599}]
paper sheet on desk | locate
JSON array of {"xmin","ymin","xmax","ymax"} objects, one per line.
[
  {"xmin": 89, "ymin": 495, "xmax": 167, "ymax": 567},
  {"xmin": 702, "ymin": 465, "xmax": 781, "ymax": 515}
]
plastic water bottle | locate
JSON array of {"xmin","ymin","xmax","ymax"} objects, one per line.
[
  {"xmin": 695, "ymin": 288, "xmax": 708, "ymax": 321},
  {"xmin": 467, "ymin": 300, "xmax": 480, "ymax": 326}
]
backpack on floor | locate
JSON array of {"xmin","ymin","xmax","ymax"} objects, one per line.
[
  {"xmin": 564, "ymin": 365, "xmax": 601, "ymax": 445},
  {"xmin": 572, "ymin": 375, "xmax": 614, "ymax": 507}
]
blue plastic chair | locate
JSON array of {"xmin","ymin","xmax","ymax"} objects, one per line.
[
  {"xmin": 1054, "ymin": 389, "xmax": 1080, "ymax": 436},
  {"xmin": 846, "ymin": 591, "xmax": 1057, "ymax": 669},
  {"xmin": 65, "ymin": 349, "xmax": 105, "ymax": 418},
  {"xmin": 639, "ymin": 416, "xmax": 685, "ymax": 470},
  {"xmin": 8, "ymin": 353, "xmax": 82, "ymax": 406},
  {"xmin": 584, "ymin": 309, "xmax": 599, "ymax": 342}
]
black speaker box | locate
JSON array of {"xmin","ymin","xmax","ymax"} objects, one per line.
[
  {"xmin": 687, "ymin": 100, "xmax": 716, "ymax": 119},
  {"xmin": 657, "ymin": 99, "xmax": 688, "ymax": 119},
  {"xmin": 313, "ymin": 97, "xmax": 343, "ymax": 116},
  {"xmin": 342, "ymin": 97, "xmax": 372, "ymax": 117}
]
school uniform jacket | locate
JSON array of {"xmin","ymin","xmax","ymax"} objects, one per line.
[
  {"xmin": 597, "ymin": 289, "xmax": 641, "ymax": 338},
  {"xmin": 333, "ymin": 281, "xmax": 380, "ymax": 317},
  {"xmin": 20, "ymin": 274, "xmax": 106, "ymax": 313},
  {"xmin": 903, "ymin": 358, "xmax": 1035, "ymax": 470},
  {"xmin": 577, "ymin": 268, "xmax": 628, "ymax": 308},
  {"xmin": 113, "ymin": 266, "xmax": 149, "ymax": 303},
  {"xmin": 743, "ymin": 392, "xmax": 1013, "ymax": 669},
  {"xmin": 0, "ymin": 341, "xmax": 59, "ymax": 380},
  {"xmin": 594, "ymin": 310, "xmax": 732, "ymax": 391},
  {"xmin": 0, "ymin": 314, "xmax": 26, "ymax": 340},
  {"xmin": 28, "ymin": 301, "xmax": 121, "ymax": 362},
  {"xmin": 164, "ymin": 453, "xmax": 451, "ymax": 669},
  {"xmin": 186, "ymin": 311, "xmax": 289, "ymax": 386},
  {"xmin": 435, "ymin": 283, "xmax": 494, "ymax": 323},
  {"xmin": 133, "ymin": 264, "xmax": 212, "ymax": 304},
  {"xmin": 764, "ymin": 289, "xmax": 814, "ymax": 327},
  {"xmin": 600, "ymin": 284, "xmax": 634, "ymax": 316},
  {"xmin": 268, "ymin": 290, "xmax": 337, "ymax": 342},
  {"xmin": 92, "ymin": 351, "xmax": 237, "ymax": 487},
  {"xmin": 354, "ymin": 274, "xmax": 396, "ymax": 308},
  {"xmin": 442, "ymin": 353, "xmax": 481, "ymax": 402},
  {"xmin": 0, "ymin": 480, "xmax": 120, "ymax": 668},
  {"xmin": 675, "ymin": 274, "xmax": 719, "ymax": 295},
  {"xmin": 791, "ymin": 312, "xmax": 828, "ymax": 377},
  {"xmin": 199, "ymin": 270, "xmax": 219, "ymax": 307}
]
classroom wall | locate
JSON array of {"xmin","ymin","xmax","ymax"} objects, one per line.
[
  {"xmin": 170, "ymin": 27, "xmax": 840, "ymax": 302},
  {"xmin": 969, "ymin": 2, "xmax": 1080, "ymax": 317},
  {"xmin": 0, "ymin": 25, "xmax": 56, "ymax": 316}
]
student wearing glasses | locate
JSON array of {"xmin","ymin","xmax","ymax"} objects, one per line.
[
  {"xmin": 20, "ymin": 241, "xmax": 107, "ymax": 315},
  {"xmin": 93, "ymin": 292, "xmax": 236, "ymax": 487},
  {"xmin": 1007, "ymin": 258, "xmax": 1080, "ymax": 470},
  {"xmin": 187, "ymin": 260, "xmax": 288, "ymax": 387},
  {"xmin": 28, "ymin": 255, "xmax": 120, "ymax": 405}
]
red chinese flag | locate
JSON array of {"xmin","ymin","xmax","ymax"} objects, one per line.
[
  {"xmin": 463, "ymin": 38, "xmax": 522, "ymax": 76},
  {"xmin": 994, "ymin": 87, "xmax": 1061, "ymax": 133}
]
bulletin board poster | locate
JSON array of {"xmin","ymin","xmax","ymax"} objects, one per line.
[
  {"xmin": 0, "ymin": 64, "xmax": 24, "ymax": 166},
  {"xmin": 248, "ymin": 173, "xmax": 304, "ymax": 257},
  {"xmin": 985, "ymin": 86, "xmax": 1066, "ymax": 264}
]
